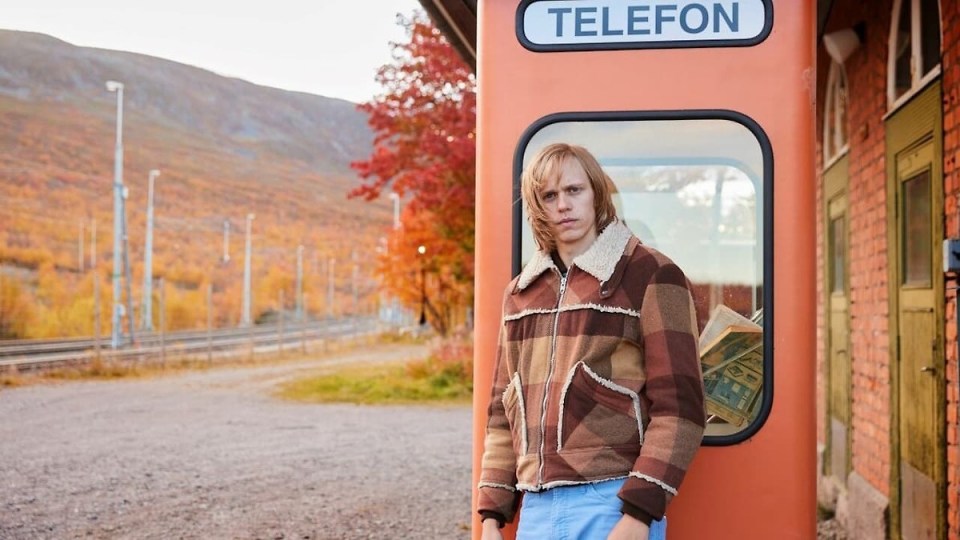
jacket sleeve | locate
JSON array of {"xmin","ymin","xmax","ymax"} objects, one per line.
[
  {"xmin": 476, "ymin": 313, "xmax": 521, "ymax": 523},
  {"xmin": 619, "ymin": 262, "xmax": 706, "ymax": 522}
]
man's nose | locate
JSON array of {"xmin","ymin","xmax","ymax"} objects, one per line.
[{"xmin": 557, "ymin": 193, "xmax": 571, "ymax": 210}]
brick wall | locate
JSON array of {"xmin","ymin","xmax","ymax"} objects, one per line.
[
  {"xmin": 823, "ymin": 0, "xmax": 894, "ymax": 497},
  {"xmin": 820, "ymin": 0, "xmax": 960, "ymax": 537},
  {"xmin": 939, "ymin": 0, "xmax": 960, "ymax": 536}
]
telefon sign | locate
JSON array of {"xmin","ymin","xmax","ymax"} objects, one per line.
[{"xmin": 517, "ymin": 0, "xmax": 772, "ymax": 51}]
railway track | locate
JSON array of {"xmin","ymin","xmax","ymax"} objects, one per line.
[{"xmin": 0, "ymin": 316, "xmax": 389, "ymax": 372}]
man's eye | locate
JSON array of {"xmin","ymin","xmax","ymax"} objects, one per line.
[
  {"xmin": 568, "ymin": 186, "xmax": 581, "ymax": 194},
  {"xmin": 543, "ymin": 192, "xmax": 556, "ymax": 201}
]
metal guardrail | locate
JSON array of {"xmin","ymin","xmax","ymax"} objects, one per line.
[
  {"xmin": 0, "ymin": 316, "xmax": 389, "ymax": 372},
  {"xmin": 0, "ymin": 321, "xmax": 339, "ymax": 357}
]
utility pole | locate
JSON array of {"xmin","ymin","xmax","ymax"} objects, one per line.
[
  {"xmin": 90, "ymin": 220, "xmax": 97, "ymax": 271},
  {"xmin": 301, "ymin": 293, "xmax": 308, "ymax": 354},
  {"xmin": 241, "ymin": 213, "xmax": 255, "ymax": 326},
  {"xmin": 206, "ymin": 282, "xmax": 213, "ymax": 364},
  {"xmin": 142, "ymin": 169, "xmax": 160, "ymax": 331},
  {"xmin": 327, "ymin": 257, "xmax": 336, "ymax": 318},
  {"xmin": 278, "ymin": 288, "xmax": 285, "ymax": 356},
  {"xmin": 158, "ymin": 277, "xmax": 166, "ymax": 366},
  {"xmin": 351, "ymin": 248, "xmax": 359, "ymax": 316},
  {"xmin": 106, "ymin": 80, "xmax": 124, "ymax": 349},
  {"xmin": 78, "ymin": 220, "xmax": 85, "ymax": 273},
  {"xmin": 91, "ymin": 219, "xmax": 101, "ymax": 359},
  {"xmin": 296, "ymin": 244, "xmax": 304, "ymax": 322},
  {"xmin": 222, "ymin": 219, "xmax": 231, "ymax": 263},
  {"xmin": 121, "ymin": 184, "xmax": 135, "ymax": 345}
]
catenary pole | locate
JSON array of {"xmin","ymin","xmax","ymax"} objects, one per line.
[
  {"xmin": 121, "ymin": 184, "xmax": 135, "ymax": 345},
  {"xmin": 222, "ymin": 220, "xmax": 230, "ymax": 263},
  {"xmin": 91, "ymin": 219, "xmax": 101, "ymax": 359},
  {"xmin": 296, "ymin": 244, "xmax": 304, "ymax": 321},
  {"xmin": 241, "ymin": 213, "xmax": 255, "ymax": 326},
  {"xmin": 142, "ymin": 169, "xmax": 160, "ymax": 331},
  {"xmin": 106, "ymin": 80, "xmax": 124, "ymax": 348}
]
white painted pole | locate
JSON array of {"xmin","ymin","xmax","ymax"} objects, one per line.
[
  {"xmin": 106, "ymin": 80, "xmax": 124, "ymax": 349},
  {"xmin": 242, "ymin": 213, "xmax": 255, "ymax": 326},
  {"xmin": 142, "ymin": 169, "xmax": 160, "ymax": 331}
]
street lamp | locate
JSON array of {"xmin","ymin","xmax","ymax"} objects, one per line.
[
  {"xmin": 418, "ymin": 244, "xmax": 427, "ymax": 326},
  {"xmin": 106, "ymin": 80, "xmax": 124, "ymax": 348},
  {"xmin": 142, "ymin": 169, "xmax": 160, "ymax": 331},
  {"xmin": 241, "ymin": 213, "xmax": 255, "ymax": 326}
]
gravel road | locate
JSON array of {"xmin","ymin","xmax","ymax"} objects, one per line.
[{"xmin": 0, "ymin": 344, "xmax": 473, "ymax": 540}]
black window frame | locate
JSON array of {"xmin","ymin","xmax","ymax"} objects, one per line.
[{"xmin": 511, "ymin": 110, "xmax": 774, "ymax": 446}]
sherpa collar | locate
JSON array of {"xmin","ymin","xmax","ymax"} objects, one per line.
[{"xmin": 515, "ymin": 219, "xmax": 633, "ymax": 291}]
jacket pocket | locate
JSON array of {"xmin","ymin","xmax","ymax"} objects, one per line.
[
  {"xmin": 502, "ymin": 372, "xmax": 528, "ymax": 456},
  {"xmin": 557, "ymin": 362, "xmax": 643, "ymax": 452}
]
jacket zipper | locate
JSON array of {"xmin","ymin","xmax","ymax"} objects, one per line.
[{"xmin": 537, "ymin": 270, "xmax": 567, "ymax": 488}]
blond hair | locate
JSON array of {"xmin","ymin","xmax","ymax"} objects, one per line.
[{"xmin": 521, "ymin": 143, "xmax": 618, "ymax": 252}]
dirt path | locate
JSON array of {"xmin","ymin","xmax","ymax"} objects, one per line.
[{"xmin": 0, "ymin": 344, "xmax": 473, "ymax": 540}]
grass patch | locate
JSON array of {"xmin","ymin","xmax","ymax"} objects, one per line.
[
  {"xmin": 1, "ymin": 373, "xmax": 24, "ymax": 388},
  {"xmin": 278, "ymin": 336, "xmax": 473, "ymax": 405},
  {"xmin": 278, "ymin": 362, "xmax": 472, "ymax": 405},
  {"xmin": 375, "ymin": 329, "xmax": 430, "ymax": 346}
]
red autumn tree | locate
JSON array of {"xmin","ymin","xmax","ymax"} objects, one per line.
[{"xmin": 351, "ymin": 12, "xmax": 476, "ymax": 336}]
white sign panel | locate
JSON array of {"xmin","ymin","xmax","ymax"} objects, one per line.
[{"xmin": 521, "ymin": 0, "xmax": 769, "ymax": 48}]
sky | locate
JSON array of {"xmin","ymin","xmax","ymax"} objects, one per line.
[{"xmin": 2, "ymin": 0, "xmax": 423, "ymax": 103}]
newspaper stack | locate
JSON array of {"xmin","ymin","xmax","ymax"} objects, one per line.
[{"xmin": 699, "ymin": 304, "xmax": 763, "ymax": 427}]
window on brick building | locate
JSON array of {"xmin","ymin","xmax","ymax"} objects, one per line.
[
  {"xmin": 888, "ymin": 0, "xmax": 941, "ymax": 108},
  {"xmin": 903, "ymin": 169, "xmax": 932, "ymax": 286},
  {"xmin": 830, "ymin": 215, "xmax": 846, "ymax": 293},
  {"xmin": 823, "ymin": 61, "xmax": 849, "ymax": 165}
]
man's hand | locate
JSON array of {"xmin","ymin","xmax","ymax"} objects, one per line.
[
  {"xmin": 480, "ymin": 518, "xmax": 503, "ymax": 540},
  {"xmin": 607, "ymin": 514, "xmax": 650, "ymax": 540}
]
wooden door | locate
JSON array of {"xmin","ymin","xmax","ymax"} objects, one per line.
[
  {"xmin": 824, "ymin": 154, "xmax": 850, "ymax": 485},
  {"xmin": 895, "ymin": 139, "xmax": 940, "ymax": 540},
  {"xmin": 827, "ymin": 189, "xmax": 850, "ymax": 483}
]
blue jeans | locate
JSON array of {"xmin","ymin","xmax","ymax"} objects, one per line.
[{"xmin": 516, "ymin": 478, "xmax": 667, "ymax": 539}]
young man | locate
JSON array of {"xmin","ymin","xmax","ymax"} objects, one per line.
[{"xmin": 478, "ymin": 143, "xmax": 705, "ymax": 539}]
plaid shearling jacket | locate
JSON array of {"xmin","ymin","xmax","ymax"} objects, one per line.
[{"xmin": 477, "ymin": 220, "xmax": 706, "ymax": 524}]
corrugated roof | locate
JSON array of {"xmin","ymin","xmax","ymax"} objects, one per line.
[{"xmin": 418, "ymin": 0, "xmax": 477, "ymax": 71}]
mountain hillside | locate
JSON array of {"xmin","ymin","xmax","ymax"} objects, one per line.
[
  {"xmin": 0, "ymin": 30, "xmax": 392, "ymax": 338},
  {"xmin": 0, "ymin": 30, "xmax": 373, "ymax": 172}
]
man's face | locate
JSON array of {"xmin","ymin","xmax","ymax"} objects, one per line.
[{"xmin": 540, "ymin": 156, "xmax": 598, "ymax": 257}]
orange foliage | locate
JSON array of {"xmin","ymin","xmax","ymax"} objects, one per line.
[
  {"xmin": 0, "ymin": 274, "xmax": 36, "ymax": 338},
  {"xmin": 0, "ymin": 91, "xmax": 389, "ymax": 338},
  {"xmin": 351, "ymin": 13, "xmax": 476, "ymax": 336},
  {"xmin": 378, "ymin": 208, "xmax": 472, "ymax": 336}
]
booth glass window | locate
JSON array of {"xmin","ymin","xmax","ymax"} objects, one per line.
[{"xmin": 517, "ymin": 116, "xmax": 770, "ymax": 440}]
